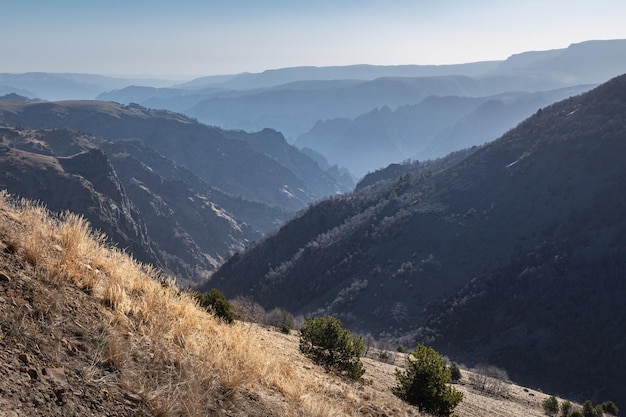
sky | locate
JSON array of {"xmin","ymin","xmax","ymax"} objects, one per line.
[{"xmin": 2, "ymin": 0, "xmax": 625, "ymax": 79}]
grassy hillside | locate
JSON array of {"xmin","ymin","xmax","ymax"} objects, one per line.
[{"xmin": 0, "ymin": 191, "xmax": 575, "ymax": 416}]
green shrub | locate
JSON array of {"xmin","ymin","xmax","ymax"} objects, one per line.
[
  {"xmin": 450, "ymin": 362, "xmax": 462, "ymax": 383},
  {"xmin": 570, "ymin": 411, "xmax": 583, "ymax": 417},
  {"xmin": 299, "ymin": 316, "xmax": 365, "ymax": 381},
  {"xmin": 542, "ymin": 396, "xmax": 559, "ymax": 416},
  {"xmin": 561, "ymin": 400, "xmax": 572, "ymax": 417},
  {"xmin": 582, "ymin": 400, "xmax": 595, "ymax": 417},
  {"xmin": 601, "ymin": 400, "xmax": 619, "ymax": 416},
  {"xmin": 194, "ymin": 288, "xmax": 235, "ymax": 324},
  {"xmin": 391, "ymin": 344, "xmax": 463, "ymax": 417}
]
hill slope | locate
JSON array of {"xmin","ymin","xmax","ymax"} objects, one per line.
[
  {"xmin": 207, "ymin": 74, "xmax": 626, "ymax": 405},
  {"xmin": 0, "ymin": 99, "xmax": 353, "ymax": 285},
  {"xmin": 0, "ymin": 192, "xmax": 579, "ymax": 416}
]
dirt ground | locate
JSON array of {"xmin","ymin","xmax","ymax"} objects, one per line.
[
  {"xmin": 0, "ymin": 244, "xmax": 153, "ymax": 417},
  {"xmin": 245, "ymin": 322, "xmax": 571, "ymax": 417}
]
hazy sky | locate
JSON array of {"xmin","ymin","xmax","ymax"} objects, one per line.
[{"xmin": 2, "ymin": 0, "xmax": 625, "ymax": 78}]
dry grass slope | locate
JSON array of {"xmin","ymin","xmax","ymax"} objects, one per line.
[{"xmin": 0, "ymin": 191, "xmax": 573, "ymax": 417}]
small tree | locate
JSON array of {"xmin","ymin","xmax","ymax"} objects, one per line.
[
  {"xmin": 601, "ymin": 401, "xmax": 619, "ymax": 416},
  {"xmin": 299, "ymin": 316, "xmax": 365, "ymax": 381},
  {"xmin": 194, "ymin": 288, "xmax": 235, "ymax": 324},
  {"xmin": 561, "ymin": 400, "xmax": 572, "ymax": 417},
  {"xmin": 542, "ymin": 396, "xmax": 559, "ymax": 416},
  {"xmin": 450, "ymin": 362, "xmax": 462, "ymax": 383},
  {"xmin": 582, "ymin": 400, "xmax": 595, "ymax": 417},
  {"xmin": 392, "ymin": 344, "xmax": 463, "ymax": 417}
]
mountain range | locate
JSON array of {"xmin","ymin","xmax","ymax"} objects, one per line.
[
  {"xmin": 1, "ymin": 40, "xmax": 625, "ymax": 406},
  {"xmin": 206, "ymin": 73, "xmax": 626, "ymax": 405},
  {"xmin": 3, "ymin": 40, "xmax": 625, "ymax": 181},
  {"xmin": 0, "ymin": 100, "xmax": 350, "ymax": 286}
]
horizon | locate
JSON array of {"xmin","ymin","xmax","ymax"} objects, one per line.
[{"xmin": 2, "ymin": 1, "xmax": 626, "ymax": 78}]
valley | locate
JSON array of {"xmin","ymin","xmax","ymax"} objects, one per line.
[{"xmin": 1, "ymin": 37, "xmax": 625, "ymax": 414}]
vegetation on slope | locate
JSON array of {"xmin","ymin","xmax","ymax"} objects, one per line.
[
  {"xmin": 0, "ymin": 192, "xmax": 398, "ymax": 416},
  {"xmin": 0, "ymin": 191, "xmax": 592, "ymax": 416}
]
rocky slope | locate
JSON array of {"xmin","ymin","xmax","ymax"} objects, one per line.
[{"xmin": 0, "ymin": 193, "xmax": 582, "ymax": 416}]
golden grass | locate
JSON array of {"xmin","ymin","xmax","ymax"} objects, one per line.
[
  {"xmin": 0, "ymin": 190, "xmax": 568, "ymax": 417},
  {"xmin": 0, "ymin": 191, "xmax": 411, "ymax": 417}
]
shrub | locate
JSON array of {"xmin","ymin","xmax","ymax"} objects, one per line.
[
  {"xmin": 266, "ymin": 307, "xmax": 294, "ymax": 332},
  {"xmin": 601, "ymin": 400, "xmax": 619, "ymax": 416},
  {"xmin": 582, "ymin": 400, "xmax": 595, "ymax": 417},
  {"xmin": 450, "ymin": 362, "xmax": 462, "ymax": 383},
  {"xmin": 299, "ymin": 316, "xmax": 365, "ymax": 381},
  {"xmin": 571, "ymin": 411, "xmax": 584, "ymax": 417},
  {"xmin": 194, "ymin": 289, "xmax": 235, "ymax": 324},
  {"xmin": 561, "ymin": 400, "xmax": 572, "ymax": 417},
  {"xmin": 542, "ymin": 396, "xmax": 559, "ymax": 416},
  {"xmin": 469, "ymin": 363, "xmax": 510, "ymax": 396},
  {"xmin": 391, "ymin": 344, "xmax": 463, "ymax": 417}
]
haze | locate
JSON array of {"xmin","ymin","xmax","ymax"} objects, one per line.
[{"xmin": 2, "ymin": 0, "xmax": 626, "ymax": 78}]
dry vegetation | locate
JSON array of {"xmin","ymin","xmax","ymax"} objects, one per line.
[{"xmin": 0, "ymin": 191, "xmax": 572, "ymax": 416}]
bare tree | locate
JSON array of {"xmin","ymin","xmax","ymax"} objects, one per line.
[{"xmin": 469, "ymin": 363, "xmax": 510, "ymax": 397}]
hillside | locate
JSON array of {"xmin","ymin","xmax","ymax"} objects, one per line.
[
  {"xmin": 0, "ymin": 125, "xmax": 265, "ymax": 287},
  {"xmin": 207, "ymin": 74, "xmax": 626, "ymax": 405},
  {"xmin": 295, "ymin": 85, "xmax": 591, "ymax": 177},
  {"xmin": 0, "ymin": 192, "xmax": 579, "ymax": 416},
  {"xmin": 0, "ymin": 99, "xmax": 352, "ymax": 286},
  {"xmin": 0, "ymin": 100, "xmax": 351, "ymax": 209}
]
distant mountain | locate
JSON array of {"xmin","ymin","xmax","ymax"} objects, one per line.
[
  {"xmin": 207, "ymin": 73, "xmax": 626, "ymax": 404},
  {"xmin": 0, "ymin": 73, "xmax": 179, "ymax": 101},
  {"xmin": 92, "ymin": 40, "xmax": 626, "ymax": 180},
  {"xmin": 0, "ymin": 99, "xmax": 351, "ymax": 286},
  {"xmin": 296, "ymin": 85, "xmax": 592, "ymax": 177},
  {"xmin": 0, "ymin": 126, "xmax": 261, "ymax": 287},
  {"xmin": 493, "ymin": 39, "xmax": 626, "ymax": 84},
  {"xmin": 0, "ymin": 100, "xmax": 350, "ymax": 211},
  {"xmin": 176, "ymin": 62, "xmax": 501, "ymax": 90},
  {"xmin": 0, "ymin": 93, "xmax": 32, "ymax": 102}
]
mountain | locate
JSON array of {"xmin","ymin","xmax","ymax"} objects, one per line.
[
  {"xmin": 0, "ymin": 73, "xmax": 179, "ymax": 101},
  {"xmin": 296, "ymin": 85, "xmax": 592, "ymax": 178},
  {"xmin": 91, "ymin": 39, "xmax": 626, "ymax": 181},
  {"xmin": 0, "ymin": 100, "xmax": 349, "ymax": 211},
  {"xmin": 0, "ymin": 99, "xmax": 350, "ymax": 286},
  {"xmin": 176, "ymin": 62, "xmax": 501, "ymax": 90},
  {"xmin": 206, "ymin": 73, "xmax": 626, "ymax": 404},
  {"xmin": 0, "ymin": 191, "xmax": 572, "ymax": 417},
  {"xmin": 0, "ymin": 126, "xmax": 260, "ymax": 287}
]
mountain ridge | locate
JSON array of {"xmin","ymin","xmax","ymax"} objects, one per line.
[{"xmin": 207, "ymin": 73, "xmax": 626, "ymax": 404}]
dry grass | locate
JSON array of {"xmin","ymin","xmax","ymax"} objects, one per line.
[
  {"xmin": 0, "ymin": 191, "xmax": 414, "ymax": 416},
  {"xmin": 0, "ymin": 190, "xmax": 572, "ymax": 417}
]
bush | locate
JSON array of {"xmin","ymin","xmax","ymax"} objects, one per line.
[
  {"xmin": 601, "ymin": 400, "xmax": 619, "ymax": 416},
  {"xmin": 542, "ymin": 396, "xmax": 559, "ymax": 416},
  {"xmin": 450, "ymin": 362, "xmax": 462, "ymax": 383},
  {"xmin": 469, "ymin": 363, "xmax": 510, "ymax": 396},
  {"xmin": 299, "ymin": 316, "xmax": 365, "ymax": 381},
  {"xmin": 561, "ymin": 400, "xmax": 572, "ymax": 417},
  {"xmin": 266, "ymin": 307, "xmax": 294, "ymax": 332},
  {"xmin": 582, "ymin": 400, "xmax": 595, "ymax": 417},
  {"xmin": 391, "ymin": 344, "xmax": 463, "ymax": 417},
  {"xmin": 194, "ymin": 289, "xmax": 235, "ymax": 324}
]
